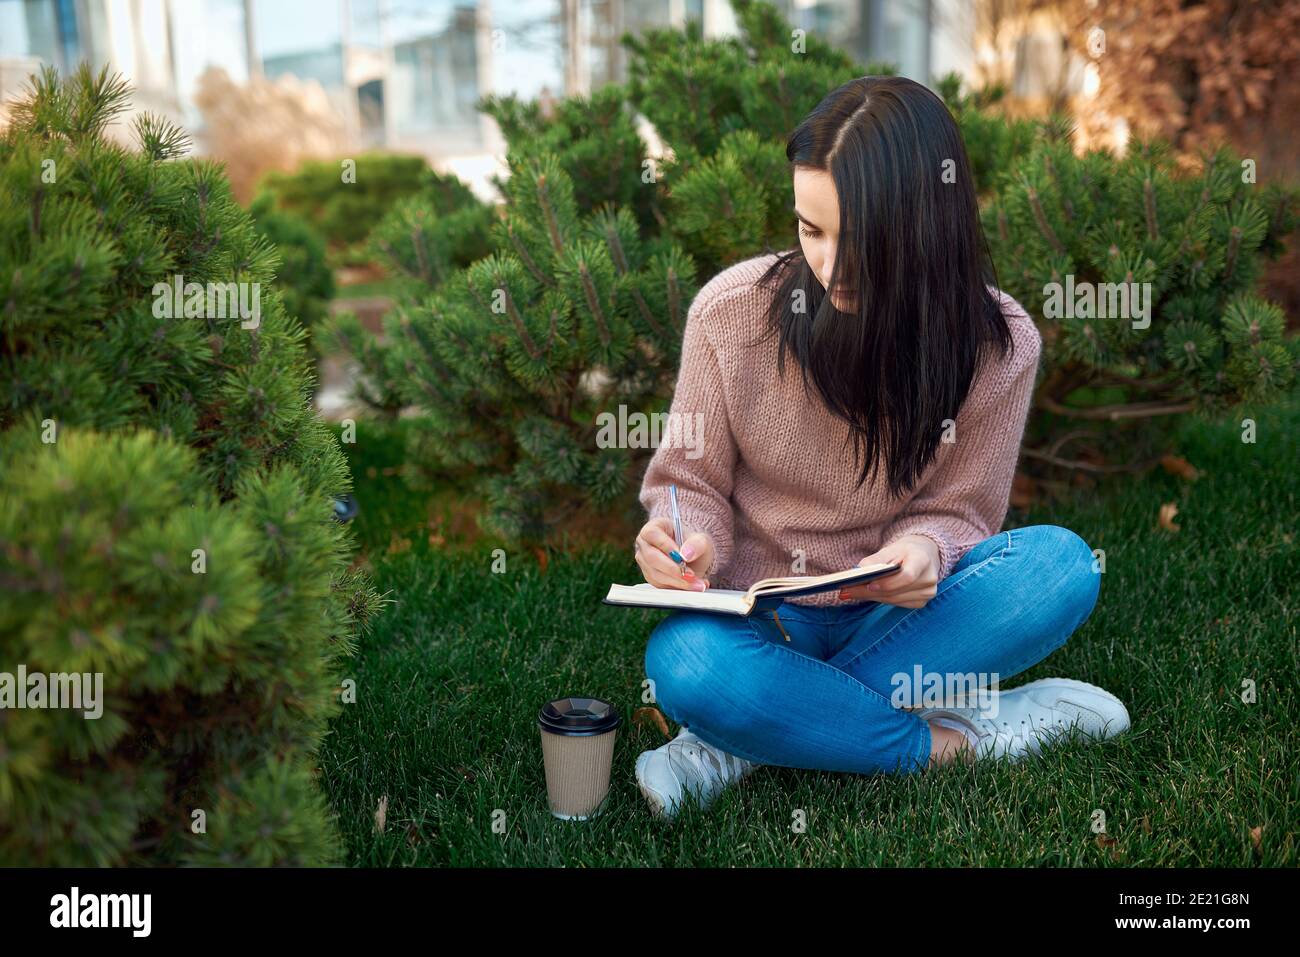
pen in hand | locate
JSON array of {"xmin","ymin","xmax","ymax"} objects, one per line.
[{"xmin": 667, "ymin": 485, "xmax": 695, "ymax": 581}]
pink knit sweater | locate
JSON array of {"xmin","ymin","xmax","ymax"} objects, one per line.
[{"xmin": 638, "ymin": 252, "xmax": 1042, "ymax": 608}]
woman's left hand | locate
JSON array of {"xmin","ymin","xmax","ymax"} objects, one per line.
[{"xmin": 840, "ymin": 535, "xmax": 941, "ymax": 609}]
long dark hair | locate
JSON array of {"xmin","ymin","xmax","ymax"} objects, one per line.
[{"xmin": 757, "ymin": 74, "xmax": 1012, "ymax": 498}]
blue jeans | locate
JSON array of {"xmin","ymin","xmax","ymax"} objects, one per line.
[{"xmin": 644, "ymin": 525, "xmax": 1101, "ymax": 775}]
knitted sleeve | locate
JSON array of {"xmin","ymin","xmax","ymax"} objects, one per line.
[
  {"xmin": 880, "ymin": 293, "xmax": 1042, "ymax": 579},
  {"xmin": 638, "ymin": 288, "xmax": 738, "ymax": 580}
]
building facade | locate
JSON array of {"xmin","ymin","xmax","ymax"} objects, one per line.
[{"xmin": 2, "ymin": 0, "xmax": 1009, "ymax": 193}]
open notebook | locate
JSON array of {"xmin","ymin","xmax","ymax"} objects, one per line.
[{"xmin": 602, "ymin": 562, "xmax": 902, "ymax": 617}]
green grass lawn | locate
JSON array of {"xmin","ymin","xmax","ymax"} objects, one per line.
[{"xmin": 321, "ymin": 402, "xmax": 1298, "ymax": 866}]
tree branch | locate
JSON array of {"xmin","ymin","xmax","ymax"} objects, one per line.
[
  {"xmin": 1020, "ymin": 447, "xmax": 1163, "ymax": 473},
  {"xmin": 1036, "ymin": 396, "xmax": 1196, "ymax": 421}
]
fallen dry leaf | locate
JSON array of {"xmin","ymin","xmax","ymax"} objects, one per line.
[
  {"xmin": 1158, "ymin": 502, "xmax": 1181, "ymax": 532},
  {"xmin": 1160, "ymin": 454, "xmax": 1201, "ymax": 481},
  {"xmin": 633, "ymin": 707, "xmax": 672, "ymax": 739},
  {"xmin": 1095, "ymin": 833, "xmax": 1121, "ymax": 860},
  {"xmin": 374, "ymin": 795, "xmax": 388, "ymax": 834},
  {"xmin": 534, "ymin": 546, "xmax": 549, "ymax": 574},
  {"xmin": 1249, "ymin": 825, "xmax": 1263, "ymax": 852}
]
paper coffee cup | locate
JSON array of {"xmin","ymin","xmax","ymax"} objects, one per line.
[{"xmin": 538, "ymin": 696, "xmax": 621, "ymax": 821}]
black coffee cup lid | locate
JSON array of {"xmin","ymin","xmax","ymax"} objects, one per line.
[{"xmin": 538, "ymin": 696, "xmax": 621, "ymax": 736}]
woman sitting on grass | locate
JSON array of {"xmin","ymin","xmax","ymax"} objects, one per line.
[{"xmin": 632, "ymin": 74, "xmax": 1131, "ymax": 821}]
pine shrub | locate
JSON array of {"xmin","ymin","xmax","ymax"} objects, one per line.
[
  {"xmin": 0, "ymin": 65, "xmax": 381, "ymax": 865},
  {"xmin": 987, "ymin": 132, "xmax": 1299, "ymax": 470},
  {"xmin": 258, "ymin": 152, "xmax": 430, "ymax": 248},
  {"xmin": 248, "ymin": 192, "xmax": 335, "ymax": 351}
]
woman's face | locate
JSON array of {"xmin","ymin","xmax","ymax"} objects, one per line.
[{"xmin": 793, "ymin": 166, "xmax": 855, "ymax": 311}]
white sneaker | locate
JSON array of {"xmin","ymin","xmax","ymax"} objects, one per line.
[
  {"xmin": 634, "ymin": 726, "xmax": 759, "ymax": 820},
  {"xmin": 919, "ymin": 677, "xmax": 1131, "ymax": 762}
]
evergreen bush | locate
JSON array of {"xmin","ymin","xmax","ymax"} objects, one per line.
[
  {"xmin": 248, "ymin": 192, "xmax": 335, "ymax": 351},
  {"xmin": 257, "ymin": 152, "xmax": 431, "ymax": 248},
  {"xmin": 339, "ymin": 0, "xmax": 876, "ymax": 540},
  {"xmin": 987, "ymin": 132, "xmax": 1299, "ymax": 471},
  {"xmin": 0, "ymin": 65, "xmax": 380, "ymax": 865}
]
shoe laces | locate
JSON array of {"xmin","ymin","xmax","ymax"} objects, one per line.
[
  {"xmin": 979, "ymin": 703, "xmax": 1085, "ymax": 752},
  {"xmin": 665, "ymin": 736, "xmax": 747, "ymax": 793}
]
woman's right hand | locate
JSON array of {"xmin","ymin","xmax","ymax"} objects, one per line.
[{"xmin": 635, "ymin": 517, "xmax": 714, "ymax": 591}]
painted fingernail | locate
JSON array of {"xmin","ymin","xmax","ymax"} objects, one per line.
[
  {"xmin": 681, "ymin": 544, "xmax": 696, "ymax": 560},
  {"xmin": 692, "ymin": 581, "xmax": 706, "ymax": 591}
]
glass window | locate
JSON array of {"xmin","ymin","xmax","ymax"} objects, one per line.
[
  {"xmin": 170, "ymin": 0, "xmax": 251, "ymax": 124},
  {"xmin": 0, "ymin": 1, "xmax": 61, "ymax": 61},
  {"xmin": 490, "ymin": 0, "xmax": 562, "ymax": 100}
]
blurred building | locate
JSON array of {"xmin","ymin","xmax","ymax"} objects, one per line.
[
  {"xmin": 0, "ymin": 0, "xmax": 251, "ymax": 123},
  {"xmin": 1, "ymin": 0, "xmax": 1004, "ymax": 196}
]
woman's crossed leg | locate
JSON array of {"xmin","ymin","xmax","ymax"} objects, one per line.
[{"xmin": 643, "ymin": 525, "xmax": 1102, "ymax": 776}]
